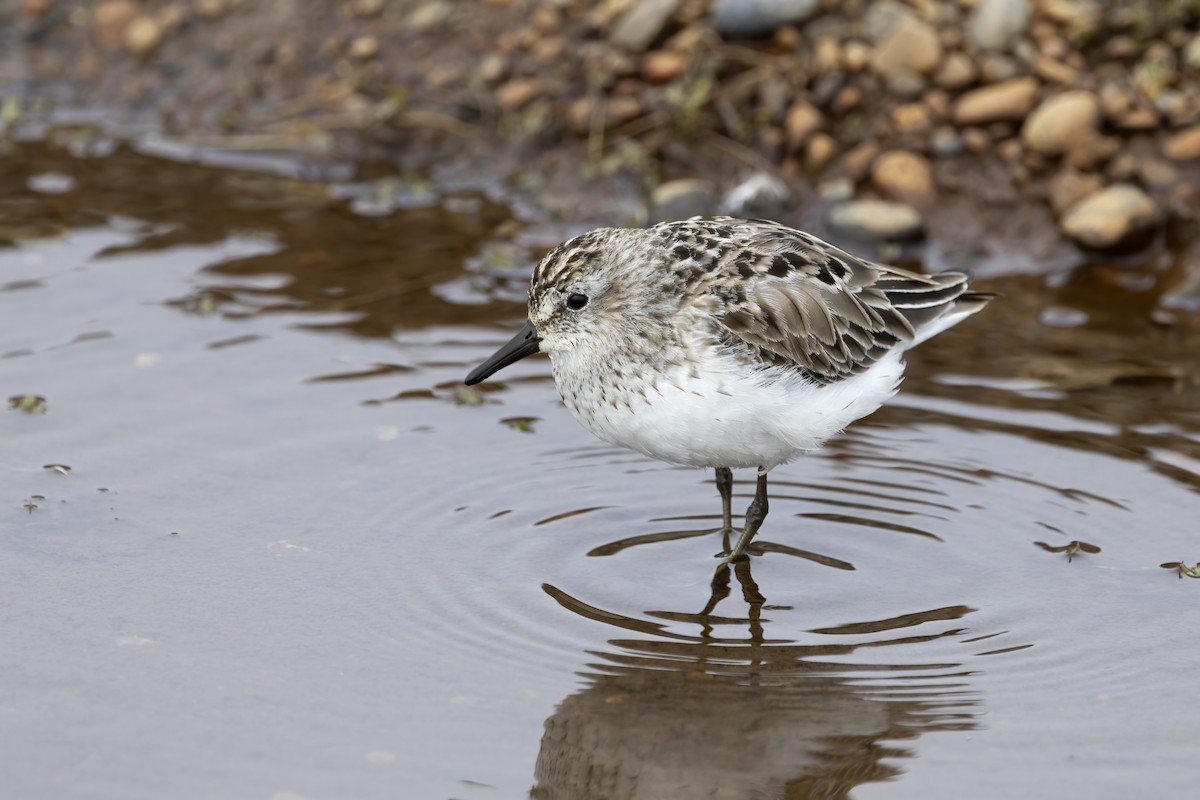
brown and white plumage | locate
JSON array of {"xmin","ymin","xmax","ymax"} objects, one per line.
[{"xmin": 466, "ymin": 217, "xmax": 992, "ymax": 561}]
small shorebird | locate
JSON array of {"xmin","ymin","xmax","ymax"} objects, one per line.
[{"xmin": 466, "ymin": 217, "xmax": 991, "ymax": 563}]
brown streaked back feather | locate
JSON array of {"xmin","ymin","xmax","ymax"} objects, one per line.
[{"xmin": 658, "ymin": 217, "xmax": 987, "ymax": 384}]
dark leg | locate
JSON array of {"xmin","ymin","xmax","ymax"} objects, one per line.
[
  {"xmin": 715, "ymin": 467, "xmax": 734, "ymax": 549},
  {"xmin": 727, "ymin": 467, "xmax": 769, "ymax": 561}
]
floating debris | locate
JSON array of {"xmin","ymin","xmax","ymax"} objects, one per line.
[
  {"xmin": 1160, "ymin": 561, "xmax": 1200, "ymax": 579},
  {"xmin": 1034, "ymin": 540, "xmax": 1101, "ymax": 562},
  {"xmin": 501, "ymin": 416, "xmax": 540, "ymax": 433},
  {"xmin": 8, "ymin": 394, "xmax": 47, "ymax": 413},
  {"xmin": 43, "ymin": 464, "xmax": 72, "ymax": 475}
]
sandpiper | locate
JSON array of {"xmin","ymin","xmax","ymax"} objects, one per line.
[{"xmin": 466, "ymin": 217, "xmax": 992, "ymax": 562}]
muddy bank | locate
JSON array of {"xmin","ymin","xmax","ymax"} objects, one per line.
[{"xmin": 2, "ymin": 1, "xmax": 1200, "ymax": 286}]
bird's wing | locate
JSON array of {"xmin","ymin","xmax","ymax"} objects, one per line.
[{"xmin": 695, "ymin": 218, "xmax": 974, "ymax": 383}]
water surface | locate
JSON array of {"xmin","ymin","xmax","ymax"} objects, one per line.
[{"xmin": 3, "ymin": 137, "xmax": 1199, "ymax": 799}]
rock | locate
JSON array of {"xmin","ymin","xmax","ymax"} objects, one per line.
[
  {"xmin": 884, "ymin": 70, "xmax": 927, "ymax": 99},
  {"xmin": 611, "ymin": 0, "xmax": 681, "ymax": 52},
  {"xmin": 1049, "ymin": 169, "xmax": 1103, "ymax": 215},
  {"xmin": 1021, "ymin": 90, "xmax": 1099, "ymax": 156},
  {"xmin": 1138, "ymin": 158, "xmax": 1179, "ymax": 189},
  {"xmin": 353, "ymin": 0, "xmax": 384, "ymax": 18},
  {"xmin": 843, "ymin": 40, "xmax": 870, "ymax": 71},
  {"xmin": 347, "ymin": 35, "xmax": 379, "ymax": 61},
  {"xmin": 826, "ymin": 200, "xmax": 924, "ymax": 242},
  {"xmin": 891, "ymin": 102, "xmax": 933, "ymax": 135},
  {"xmin": 1185, "ymin": 34, "xmax": 1200, "ymax": 71},
  {"xmin": 871, "ymin": 13, "xmax": 942, "ymax": 75},
  {"xmin": 642, "ymin": 50, "xmax": 689, "ymax": 84},
  {"xmin": 477, "ymin": 53, "xmax": 508, "ymax": 85},
  {"xmin": 651, "ymin": 179, "xmax": 716, "ymax": 222},
  {"xmin": 711, "ymin": 0, "xmax": 820, "ymax": 39},
  {"xmin": 961, "ymin": 128, "xmax": 992, "ymax": 153},
  {"xmin": 805, "ymin": 133, "xmax": 838, "ymax": 171},
  {"xmin": 197, "ymin": 0, "xmax": 228, "ymax": 20},
  {"xmin": 871, "ymin": 150, "xmax": 936, "ymax": 208},
  {"xmin": 863, "ymin": 1, "xmax": 908, "ymax": 40},
  {"xmin": 1059, "ymin": 184, "xmax": 1160, "ymax": 251},
  {"xmin": 1040, "ymin": 0, "xmax": 1099, "ymax": 31},
  {"xmin": 1032, "ymin": 55, "xmax": 1079, "ymax": 84},
  {"xmin": 969, "ymin": 0, "xmax": 1029, "ymax": 51},
  {"xmin": 930, "ymin": 126, "xmax": 963, "ymax": 156},
  {"xmin": 840, "ymin": 141, "xmax": 880, "ymax": 180},
  {"xmin": 1164, "ymin": 126, "xmax": 1200, "ymax": 160},
  {"xmin": 784, "ymin": 100, "xmax": 824, "ymax": 149},
  {"xmin": 722, "ymin": 172, "xmax": 790, "ymax": 217},
  {"xmin": 495, "ymin": 77, "xmax": 542, "ymax": 111},
  {"xmin": 1064, "ymin": 132, "xmax": 1118, "ymax": 170},
  {"xmin": 93, "ymin": 0, "xmax": 138, "ymax": 48},
  {"xmin": 123, "ymin": 15, "xmax": 162, "ymax": 56},
  {"xmin": 978, "ymin": 53, "xmax": 1021, "ymax": 82},
  {"xmin": 934, "ymin": 52, "xmax": 977, "ymax": 90},
  {"xmin": 952, "ymin": 77, "xmax": 1039, "ymax": 125}
]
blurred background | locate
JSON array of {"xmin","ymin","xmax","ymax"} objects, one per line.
[{"xmin": 3, "ymin": 2, "xmax": 1199, "ymax": 799}]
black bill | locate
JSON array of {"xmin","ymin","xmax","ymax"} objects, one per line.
[{"xmin": 464, "ymin": 319, "xmax": 543, "ymax": 385}]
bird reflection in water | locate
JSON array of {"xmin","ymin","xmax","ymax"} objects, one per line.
[{"xmin": 533, "ymin": 564, "xmax": 980, "ymax": 799}]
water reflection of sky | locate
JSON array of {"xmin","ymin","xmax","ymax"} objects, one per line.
[{"xmin": 3, "ymin": 140, "xmax": 1200, "ymax": 799}]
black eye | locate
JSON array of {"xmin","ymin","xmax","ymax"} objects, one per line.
[{"xmin": 566, "ymin": 293, "xmax": 588, "ymax": 310}]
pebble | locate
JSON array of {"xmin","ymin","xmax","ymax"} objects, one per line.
[
  {"xmin": 93, "ymin": 0, "xmax": 138, "ymax": 48},
  {"xmin": 805, "ymin": 133, "xmax": 838, "ymax": 171},
  {"xmin": 495, "ymin": 77, "xmax": 542, "ymax": 111},
  {"xmin": 1185, "ymin": 34, "xmax": 1200, "ymax": 71},
  {"xmin": 784, "ymin": 100, "xmax": 824, "ymax": 149},
  {"xmin": 1064, "ymin": 132, "xmax": 1118, "ymax": 170},
  {"xmin": 1032, "ymin": 55, "xmax": 1079, "ymax": 85},
  {"xmin": 1138, "ymin": 158, "xmax": 1179, "ymax": 189},
  {"xmin": 934, "ymin": 52, "xmax": 977, "ymax": 91},
  {"xmin": 1059, "ymin": 183, "xmax": 1160, "ymax": 251},
  {"xmin": 871, "ymin": 149, "xmax": 936, "ymax": 208},
  {"xmin": 711, "ymin": 0, "xmax": 820, "ymax": 39},
  {"xmin": 968, "ymin": 0, "xmax": 1029, "ymax": 51},
  {"xmin": 890, "ymin": 102, "xmax": 933, "ymax": 135},
  {"xmin": 871, "ymin": 13, "xmax": 943, "ymax": 75},
  {"xmin": 650, "ymin": 178, "xmax": 716, "ymax": 222},
  {"xmin": 952, "ymin": 77, "xmax": 1039, "ymax": 125},
  {"xmin": 722, "ymin": 172, "xmax": 790, "ymax": 217},
  {"xmin": 642, "ymin": 50, "xmax": 689, "ymax": 84},
  {"xmin": 930, "ymin": 125, "xmax": 963, "ymax": 156},
  {"xmin": 347, "ymin": 35, "xmax": 379, "ymax": 62},
  {"xmin": 840, "ymin": 141, "xmax": 880, "ymax": 180},
  {"xmin": 1021, "ymin": 90, "xmax": 1099, "ymax": 156},
  {"xmin": 826, "ymin": 199, "xmax": 924, "ymax": 242},
  {"xmin": 611, "ymin": 0, "xmax": 681, "ymax": 51},
  {"xmin": 1164, "ymin": 126, "xmax": 1200, "ymax": 160},
  {"xmin": 1049, "ymin": 169, "xmax": 1103, "ymax": 215},
  {"xmin": 123, "ymin": 15, "xmax": 162, "ymax": 56}
]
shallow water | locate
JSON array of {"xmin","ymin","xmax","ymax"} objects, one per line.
[{"xmin": 3, "ymin": 137, "xmax": 1199, "ymax": 799}]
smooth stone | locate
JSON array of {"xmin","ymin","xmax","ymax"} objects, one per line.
[
  {"xmin": 871, "ymin": 13, "xmax": 942, "ymax": 75},
  {"xmin": 953, "ymin": 77, "xmax": 1039, "ymax": 125},
  {"xmin": 784, "ymin": 100, "xmax": 825, "ymax": 149},
  {"xmin": 1060, "ymin": 184, "xmax": 1160, "ymax": 251},
  {"xmin": 934, "ymin": 52, "xmax": 977, "ymax": 90},
  {"xmin": 650, "ymin": 179, "xmax": 717, "ymax": 223},
  {"xmin": 969, "ymin": 0, "xmax": 1029, "ymax": 51},
  {"xmin": 1021, "ymin": 90, "xmax": 1100, "ymax": 156},
  {"xmin": 711, "ymin": 0, "xmax": 820, "ymax": 39},
  {"xmin": 826, "ymin": 200, "xmax": 924, "ymax": 242},
  {"xmin": 1049, "ymin": 169, "xmax": 1103, "ymax": 215},
  {"xmin": 1163, "ymin": 126, "xmax": 1200, "ymax": 160},
  {"xmin": 871, "ymin": 150, "xmax": 936, "ymax": 208},
  {"xmin": 611, "ymin": 0, "xmax": 681, "ymax": 52}
]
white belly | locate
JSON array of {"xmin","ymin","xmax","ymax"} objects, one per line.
[{"xmin": 552, "ymin": 350, "xmax": 905, "ymax": 469}]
